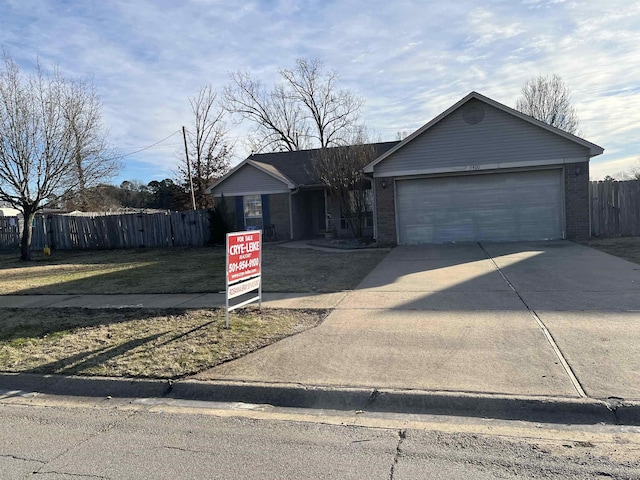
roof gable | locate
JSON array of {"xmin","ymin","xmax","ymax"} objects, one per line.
[
  {"xmin": 364, "ymin": 91, "xmax": 604, "ymax": 173},
  {"xmin": 205, "ymin": 161, "xmax": 294, "ymax": 196}
]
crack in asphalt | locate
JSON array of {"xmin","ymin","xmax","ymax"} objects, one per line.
[
  {"xmin": 30, "ymin": 409, "xmax": 141, "ymax": 478},
  {"xmin": 159, "ymin": 445, "xmax": 208, "ymax": 455},
  {"xmin": 33, "ymin": 471, "xmax": 111, "ymax": 479},
  {"xmin": 388, "ymin": 429, "xmax": 406, "ymax": 480},
  {"xmin": 0, "ymin": 453, "xmax": 46, "ymax": 464},
  {"xmin": 477, "ymin": 242, "xmax": 587, "ymax": 398}
]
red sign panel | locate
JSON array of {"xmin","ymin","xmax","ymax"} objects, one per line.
[{"xmin": 226, "ymin": 231, "xmax": 262, "ymax": 284}]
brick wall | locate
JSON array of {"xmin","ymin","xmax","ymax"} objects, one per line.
[
  {"xmin": 564, "ymin": 161, "xmax": 590, "ymax": 240},
  {"xmin": 374, "ymin": 177, "xmax": 397, "ymax": 245},
  {"xmin": 269, "ymin": 193, "xmax": 290, "ymax": 241}
]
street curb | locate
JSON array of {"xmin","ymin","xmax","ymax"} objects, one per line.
[
  {"xmin": 1, "ymin": 373, "xmax": 639, "ymax": 425},
  {"xmin": 171, "ymin": 380, "xmax": 640, "ymax": 425},
  {"xmin": 0, "ymin": 373, "xmax": 168, "ymax": 399}
]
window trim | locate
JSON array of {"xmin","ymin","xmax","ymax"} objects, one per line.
[{"xmin": 243, "ymin": 194, "xmax": 263, "ymax": 229}]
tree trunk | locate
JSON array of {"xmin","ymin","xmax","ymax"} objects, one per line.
[{"xmin": 20, "ymin": 206, "xmax": 35, "ymax": 261}]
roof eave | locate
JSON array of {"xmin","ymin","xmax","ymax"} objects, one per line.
[
  {"xmin": 204, "ymin": 158, "xmax": 250, "ymax": 194},
  {"xmin": 246, "ymin": 159, "xmax": 297, "ymax": 188},
  {"xmin": 363, "ymin": 92, "xmax": 478, "ymax": 173}
]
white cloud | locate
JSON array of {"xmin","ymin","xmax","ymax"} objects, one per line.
[
  {"xmin": 466, "ymin": 8, "xmax": 526, "ymax": 47},
  {"xmin": 0, "ymin": 0, "xmax": 639, "ymax": 182},
  {"xmin": 590, "ymin": 155, "xmax": 640, "ymax": 180}
]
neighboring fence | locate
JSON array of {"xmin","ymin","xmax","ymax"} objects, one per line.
[
  {"xmin": 23, "ymin": 210, "xmax": 211, "ymax": 251},
  {"xmin": 590, "ymin": 180, "xmax": 640, "ymax": 237},
  {"xmin": 0, "ymin": 216, "xmax": 20, "ymax": 249}
]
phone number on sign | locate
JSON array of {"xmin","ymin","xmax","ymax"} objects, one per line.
[{"xmin": 228, "ymin": 258, "xmax": 260, "ymax": 273}]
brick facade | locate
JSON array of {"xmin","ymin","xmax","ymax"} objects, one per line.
[
  {"xmin": 269, "ymin": 193, "xmax": 291, "ymax": 241},
  {"xmin": 225, "ymin": 193, "xmax": 291, "ymax": 240},
  {"xmin": 374, "ymin": 177, "xmax": 397, "ymax": 245},
  {"xmin": 564, "ymin": 161, "xmax": 590, "ymax": 240}
]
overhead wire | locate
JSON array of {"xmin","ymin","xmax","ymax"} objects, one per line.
[{"xmin": 103, "ymin": 129, "xmax": 182, "ymax": 162}]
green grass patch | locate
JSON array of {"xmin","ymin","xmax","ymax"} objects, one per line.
[{"xmin": 0, "ymin": 307, "xmax": 327, "ymax": 379}]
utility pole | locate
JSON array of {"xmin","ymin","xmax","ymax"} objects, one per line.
[{"xmin": 182, "ymin": 126, "xmax": 197, "ymax": 210}]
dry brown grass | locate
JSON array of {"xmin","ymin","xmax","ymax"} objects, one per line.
[
  {"xmin": 261, "ymin": 246, "xmax": 387, "ymax": 292},
  {"xmin": 583, "ymin": 236, "xmax": 640, "ymax": 265},
  {"xmin": 0, "ymin": 245, "xmax": 387, "ymax": 294},
  {"xmin": 0, "ymin": 307, "xmax": 327, "ymax": 379}
]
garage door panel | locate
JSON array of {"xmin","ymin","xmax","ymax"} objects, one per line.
[{"xmin": 396, "ymin": 170, "xmax": 563, "ymax": 244}]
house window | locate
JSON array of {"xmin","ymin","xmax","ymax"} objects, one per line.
[
  {"xmin": 340, "ymin": 213, "xmax": 373, "ymax": 230},
  {"xmin": 340, "ymin": 189, "xmax": 373, "ymax": 230},
  {"xmin": 244, "ymin": 195, "xmax": 263, "ymax": 229}
]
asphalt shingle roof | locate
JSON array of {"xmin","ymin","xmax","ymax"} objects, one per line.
[{"xmin": 248, "ymin": 141, "xmax": 400, "ymax": 187}]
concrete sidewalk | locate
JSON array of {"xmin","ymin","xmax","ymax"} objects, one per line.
[
  {"xmin": 0, "ymin": 292, "xmax": 347, "ymax": 309},
  {"xmin": 1, "ymin": 240, "xmax": 639, "ymax": 424}
]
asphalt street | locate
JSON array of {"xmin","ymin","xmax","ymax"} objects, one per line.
[{"xmin": 1, "ymin": 398, "xmax": 639, "ymax": 479}]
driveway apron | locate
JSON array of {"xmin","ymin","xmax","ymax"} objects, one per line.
[
  {"xmin": 483, "ymin": 241, "xmax": 640, "ymax": 400},
  {"xmin": 196, "ymin": 241, "xmax": 640, "ymax": 402}
]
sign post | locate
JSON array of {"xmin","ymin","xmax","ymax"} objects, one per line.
[{"xmin": 225, "ymin": 230, "xmax": 262, "ymax": 328}]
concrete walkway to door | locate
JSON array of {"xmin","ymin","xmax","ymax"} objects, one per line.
[{"xmin": 196, "ymin": 241, "xmax": 640, "ymax": 404}]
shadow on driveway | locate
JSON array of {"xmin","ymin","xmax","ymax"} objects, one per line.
[{"xmin": 197, "ymin": 241, "xmax": 640, "ymax": 401}]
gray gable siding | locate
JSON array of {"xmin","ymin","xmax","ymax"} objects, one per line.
[
  {"xmin": 211, "ymin": 164, "xmax": 290, "ymax": 196},
  {"xmin": 374, "ymin": 99, "xmax": 591, "ymax": 176}
]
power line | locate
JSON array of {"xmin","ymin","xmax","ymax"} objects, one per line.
[{"xmin": 103, "ymin": 129, "xmax": 182, "ymax": 162}]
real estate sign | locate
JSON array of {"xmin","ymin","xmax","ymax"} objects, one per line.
[
  {"xmin": 225, "ymin": 231, "xmax": 262, "ymax": 327},
  {"xmin": 227, "ymin": 231, "xmax": 262, "ymax": 284}
]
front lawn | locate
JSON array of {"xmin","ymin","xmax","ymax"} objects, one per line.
[
  {"xmin": 0, "ymin": 244, "xmax": 388, "ymax": 295},
  {"xmin": 583, "ymin": 236, "xmax": 640, "ymax": 265},
  {"xmin": 0, "ymin": 307, "xmax": 326, "ymax": 379}
]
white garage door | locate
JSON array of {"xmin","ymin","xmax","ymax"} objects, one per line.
[{"xmin": 396, "ymin": 169, "xmax": 563, "ymax": 244}]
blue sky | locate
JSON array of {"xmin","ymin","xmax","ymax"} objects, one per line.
[{"xmin": 1, "ymin": 0, "xmax": 639, "ymax": 183}]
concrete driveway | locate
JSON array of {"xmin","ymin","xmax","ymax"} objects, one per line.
[{"xmin": 196, "ymin": 241, "xmax": 640, "ymax": 402}]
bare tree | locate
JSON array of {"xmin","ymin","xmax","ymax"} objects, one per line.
[
  {"xmin": 63, "ymin": 183, "xmax": 122, "ymax": 212},
  {"xmin": 515, "ymin": 74, "xmax": 580, "ymax": 134},
  {"xmin": 224, "ymin": 59, "xmax": 363, "ymax": 153},
  {"xmin": 179, "ymin": 85, "xmax": 232, "ymax": 209},
  {"xmin": 311, "ymin": 138, "xmax": 377, "ymax": 239},
  {"xmin": 224, "ymin": 73, "xmax": 308, "ymax": 153},
  {"xmin": 614, "ymin": 157, "xmax": 640, "ymax": 180},
  {"xmin": 61, "ymin": 79, "xmax": 121, "ymax": 210},
  {"xmin": 0, "ymin": 53, "xmax": 120, "ymax": 260},
  {"xmin": 627, "ymin": 163, "xmax": 640, "ymax": 181}
]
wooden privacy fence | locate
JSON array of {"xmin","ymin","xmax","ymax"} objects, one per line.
[
  {"xmin": 25, "ymin": 210, "xmax": 211, "ymax": 250},
  {"xmin": 0, "ymin": 216, "xmax": 20, "ymax": 249},
  {"xmin": 590, "ymin": 180, "xmax": 640, "ymax": 237}
]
